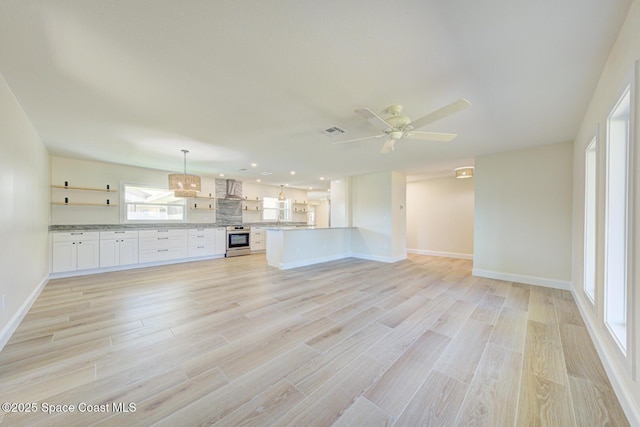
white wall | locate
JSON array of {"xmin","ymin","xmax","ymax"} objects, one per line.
[
  {"xmin": 473, "ymin": 141, "xmax": 573, "ymax": 289},
  {"xmin": 350, "ymin": 171, "xmax": 407, "ymax": 262},
  {"xmin": 571, "ymin": 1, "xmax": 640, "ymax": 423},
  {"xmin": 52, "ymin": 156, "xmax": 218, "ymax": 224},
  {"xmin": 0, "ymin": 73, "xmax": 51, "ymax": 349},
  {"xmin": 330, "ymin": 179, "xmax": 350, "ymax": 227},
  {"xmin": 242, "ymin": 181, "xmax": 308, "ymax": 224},
  {"xmin": 51, "ymin": 157, "xmax": 308, "ymax": 225},
  {"xmin": 407, "ymin": 176, "xmax": 474, "ymax": 259}
]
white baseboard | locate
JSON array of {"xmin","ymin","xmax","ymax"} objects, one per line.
[
  {"xmin": 0, "ymin": 274, "xmax": 49, "ymax": 352},
  {"xmin": 572, "ymin": 289, "xmax": 640, "ymax": 426},
  {"xmin": 471, "ymin": 268, "xmax": 571, "ymax": 290},
  {"xmin": 407, "ymin": 248, "xmax": 473, "ymax": 260}
]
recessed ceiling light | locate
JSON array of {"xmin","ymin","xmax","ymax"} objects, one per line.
[
  {"xmin": 261, "ymin": 171, "xmax": 272, "ymax": 176},
  {"xmin": 256, "ymin": 179, "xmax": 261, "ymax": 182},
  {"xmin": 309, "ymin": 187, "xmax": 313, "ymax": 190},
  {"xmin": 290, "ymin": 171, "xmax": 296, "ymax": 175},
  {"xmin": 285, "ymin": 183, "xmax": 289, "ymax": 186},
  {"xmin": 251, "ymin": 163, "xmax": 257, "ymax": 167},
  {"xmin": 219, "ymin": 173, "xmax": 225, "ymax": 177},
  {"xmin": 320, "ymin": 177, "xmax": 325, "ymax": 180}
]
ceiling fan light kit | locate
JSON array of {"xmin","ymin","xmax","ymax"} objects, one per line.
[
  {"xmin": 335, "ymin": 98, "xmax": 471, "ymax": 154},
  {"xmin": 168, "ymin": 149, "xmax": 201, "ymax": 197}
]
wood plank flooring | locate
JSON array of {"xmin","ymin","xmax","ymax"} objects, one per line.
[{"xmin": 0, "ymin": 254, "xmax": 629, "ymax": 426}]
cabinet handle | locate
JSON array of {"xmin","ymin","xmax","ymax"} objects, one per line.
[
  {"xmin": 71, "ymin": 232, "xmax": 84, "ymax": 235},
  {"xmin": 158, "ymin": 249, "xmax": 169, "ymax": 252},
  {"xmin": 157, "ymin": 230, "xmax": 169, "ymax": 233},
  {"xmin": 157, "ymin": 237, "xmax": 169, "ymax": 240},
  {"xmin": 197, "ymin": 235, "xmax": 205, "ymax": 238},
  {"xmin": 197, "ymin": 246, "xmax": 204, "ymax": 249},
  {"xmin": 115, "ymin": 231, "xmax": 125, "ymax": 234}
]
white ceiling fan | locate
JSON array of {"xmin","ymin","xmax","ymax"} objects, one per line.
[{"xmin": 334, "ymin": 99, "xmax": 471, "ymax": 154}]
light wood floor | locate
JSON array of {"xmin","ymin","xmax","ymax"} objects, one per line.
[{"xmin": 0, "ymin": 254, "xmax": 629, "ymax": 426}]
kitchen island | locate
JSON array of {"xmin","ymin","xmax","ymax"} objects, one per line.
[{"xmin": 265, "ymin": 226, "xmax": 356, "ymax": 270}]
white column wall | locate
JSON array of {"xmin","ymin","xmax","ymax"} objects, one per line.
[
  {"xmin": 350, "ymin": 171, "xmax": 406, "ymax": 262},
  {"xmin": 0, "ymin": 73, "xmax": 51, "ymax": 350}
]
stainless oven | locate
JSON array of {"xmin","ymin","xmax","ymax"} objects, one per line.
[{"xmin": 226, "ymin": 226, "xmax": 251, "ymax": 257}]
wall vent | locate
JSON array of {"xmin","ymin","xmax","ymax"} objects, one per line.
[{"xmin": 323, "ymin": 126, "xmax": 347, "ymax": 137}]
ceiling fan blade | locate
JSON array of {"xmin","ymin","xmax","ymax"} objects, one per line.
[
  {"xmin": 380, "ymin": 138, "xmax": 395, "ymax": 154},
  {"xmin": 404, "ymin": 131, "xmax": 457, "ymax": 142},
  {"xmin": 407, "ymin": 98, "xmax": 472, "ymax": 130},
  {"xmin": 355, "ymin": 108, "xmax": 393, "ymax": 130},
  {"xmin": 332, "ymin": 134, "xmax": 386, "ymax": 144}
]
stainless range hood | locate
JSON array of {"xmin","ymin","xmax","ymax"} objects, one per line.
[{"xmin": 225, "ymin": 179, "xmax": 242, "ymax": 199}]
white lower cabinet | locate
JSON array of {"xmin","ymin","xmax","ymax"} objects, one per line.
[
  {"xmin": 138, "ymin": 229, "xmax": 188, "ymax": 263},
  {"xmin": 188, "ymin": 228, "xmax": 215, "ymax": 257},
  {"xmin": 51, "ymin": 226, "xmax": 226, "ymax": 276},
  {"xmin": 51, "ymin": 231, "xmax": 100, "ymax": 273},
  {"xmin": 251, "ymin": 227, "xmax": 266, "ymax": 252},
  {"xmin": 100, "ymin": 230, "xmax": 139, "ymax": 267},
  {"xmin": 215, "ymin": 227, "xmax": 226, "ymax": 256}
]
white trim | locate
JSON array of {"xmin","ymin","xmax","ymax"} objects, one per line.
[
  {"xmin": 407, "ymin": 248, "xmax": 473, "ymax": 260},
  {"xmin": 572, "ymin": 290, "xmax": 640, "ymax": 426},
  {"xmin": 0, "ymin": 274, "xmax": 49, "ymax": 352},
  {"xmin": 471, "ymin": 268, "xmax": 571, "ymax": 290}
]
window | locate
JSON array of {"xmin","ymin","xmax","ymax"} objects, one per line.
[
  {"xmin": 263, "ymin": 197, "xmax": 291, "ymax": 222},
  {"xmin": 604, "ymin": 86, "xmax": 630, "ymax": 353},
  {"xmin": 123, "ymin": 185, "xmax": 186, "ymax": 222},
  {"xmin": 584, "ymin": 136, "xmax": 597, "ymax": 303}
]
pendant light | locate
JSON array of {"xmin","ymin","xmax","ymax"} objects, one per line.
[
  {"xmin": 168, "ymin": 149, "xmax": 201, "ymax": 197},
  {"xmin": 278, "ymin": 185, "xmax": 286, "ymax": 201}
]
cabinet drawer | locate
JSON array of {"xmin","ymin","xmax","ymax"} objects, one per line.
[
  {"xmin": 188, "ymin": 228, "xmax": 215, "ymax": 237},
  {"xmin": 52, "ymin": 231, "xmax": 99, "ymax": 242},
  {"xmin": 138, "ymin": 229, "xmax": 186, "ymax": 239},
  {"xmin": 188, "ymin": 245, "xmax": 215, "ymax": 258},
  {"xmin": 139, "ymin": 236, "xmax": 187, "ymax": 251},
  {"xmin": 100, "ymin": 230, "xmax": 138, "ymax": 239},
  {"xmin": 139, "ymin": 247, "xmax": 186, "ymax": 263}
]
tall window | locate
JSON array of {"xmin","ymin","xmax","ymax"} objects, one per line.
[
  {"xmin": 584, "ymin": 136, "xmax": 597, "ymax": 303},
  {"xmin": 124, "ymin": 185, "xmax": 186, "ymax": 222},
  {"xmin": 604, "ymin": 86, "xmax": 630, "ymax": 352},
  {"xmin": 263, "ymin": 197, "xmax": 290, "ymax": 222}
]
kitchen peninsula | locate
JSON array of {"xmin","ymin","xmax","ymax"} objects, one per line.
[{"xmin": 265, "ymin": 226, "xmax": 356, "ymax": 270}]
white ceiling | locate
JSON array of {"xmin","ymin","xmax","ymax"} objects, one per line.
[{"xmin": 0, "ymin": 0, "xmax": 632, "ymax": 190}]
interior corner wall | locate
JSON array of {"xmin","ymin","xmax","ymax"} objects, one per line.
[
  {"xmin": 0, "ymin": 73, "xmax": 51, "ymax": 350},
  {"xmin": 473, "ymin": 141, "xmax": 573, "ymax": 289},
  {"xmin": 350, "ymin": 171, "xmax": 407, "ymax": 262},
  {"xmin": 570, "ymin": 1, "xmax": 640, "ymax": 424},
  {"xmin": 406, "ymin": 176, "xmax": 474, "ymax": 259}
]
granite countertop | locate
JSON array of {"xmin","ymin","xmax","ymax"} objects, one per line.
[{"xmin": 49, "ymin": 222, "xmax": 308, "ymax": 231}]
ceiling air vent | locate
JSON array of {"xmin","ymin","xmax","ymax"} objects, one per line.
[{"xmin": 323, "ymin": 126, "xmax": 347, "ymax": 137}]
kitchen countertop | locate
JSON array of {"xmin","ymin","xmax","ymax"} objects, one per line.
[{"xmin": 49, "ymin": 222, "xmax": 308, "ymax": 231}]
